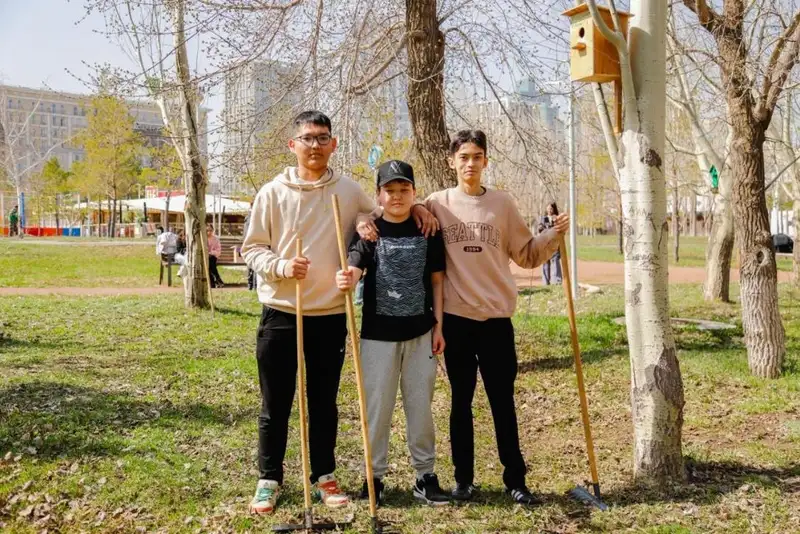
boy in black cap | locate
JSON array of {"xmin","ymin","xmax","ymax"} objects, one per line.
[{"xmin": 336, "ymin": 160, "xmax": 449, "ymax": 506}]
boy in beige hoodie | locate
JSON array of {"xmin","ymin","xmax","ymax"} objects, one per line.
[
  {"xmin": 426, "ymin": 130, "xmax": 569, "ymax": 506},
  {"xmin": 242, "ymin": 111, "xmax": 438, "ymax": 515}
]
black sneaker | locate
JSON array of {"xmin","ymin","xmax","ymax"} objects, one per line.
[
  {"xmin": 451, "ymin": 482, "xmax": 477, "ymax": 501},
  {"xmin": 359, "ymin": 478, "xmax": 384, "ymax": 507},
  {"xmin": 413, "ymin": 473, "xmax": 450, "ymax": 506},
  {"xmin": 507, "ymin": 486, "xmax": 542, "ymax": 506}
]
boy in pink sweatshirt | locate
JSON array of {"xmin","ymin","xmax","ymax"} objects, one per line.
[
  {"xmin": 426, "ymin": 130, "xmax": 569, "ymax": 505},
  {"xmin": 241, "ymin": 111, "xmax": 438, "ymax": 515}
]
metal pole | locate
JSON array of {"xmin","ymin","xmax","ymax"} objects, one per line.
[{"xmin": 568, "ymin": 84, "xmax": 578, "ymax": 300}]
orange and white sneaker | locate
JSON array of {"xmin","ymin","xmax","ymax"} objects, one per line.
[
  {"xmin": 249, "ymin": 479, "xmax": 280, "ymax": 515},
  {"xmin": 313, "ymin": 474, "xmax": 350, "ymax": 508}
]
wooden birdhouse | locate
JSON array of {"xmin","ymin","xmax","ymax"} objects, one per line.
[
  {"xmin": 563, "ymin": 4, "xmax": 632, "ymax": 132},
  {"xmin": 562, "ymin": 4, "xmax": 632, "ymax": 83}
]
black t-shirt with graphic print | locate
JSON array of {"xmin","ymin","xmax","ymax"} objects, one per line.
[{"xmin": 348, "ymin": 216, "xmax": 446, "ymax": 342}]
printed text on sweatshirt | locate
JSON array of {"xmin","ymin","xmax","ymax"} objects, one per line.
[{"xmin": 426, "ymin": 187, "xmax": 560, "ymax": 321}]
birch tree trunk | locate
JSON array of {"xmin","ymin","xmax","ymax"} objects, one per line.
[
  {"xmin": 625, "ymin": 0, "xmax": 684, "ymax": 480},
  {"xmin": 704, "ymin": 173, "xmax": 734, "ymax": 301},
  {"xmin": 670, "ymin": 36, "xmax": 734, "ymax": 301},
  {"xmin": 589, "ymin": 0, "xmax": 685, "ymax": 481},
  {"xmin": 406, "ymin": 0, "xmax": 456, "ymax": 191},
  {"xmin": 172, "ymin": 0, "xmax": 211, "ymax": 309},
  {"xmin": 673, "ymin": 181, "xmax": 680, "ymax": 263},
  {"xmin": 794, "ymin": 197, "xmax": 800, "ymax": 287}
]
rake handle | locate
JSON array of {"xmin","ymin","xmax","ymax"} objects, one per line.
[
  {"xmin": 558, "ymin": 237, "xmax": 601, "ymax": 489},
  {"xmin": 295, "ymin": 238, "xmax": 313, "ymax": 513},
  {"xmin": 331, "ymin": 195, "xmax": 379, "ymax": 521}
]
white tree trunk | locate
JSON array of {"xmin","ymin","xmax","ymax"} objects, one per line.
[
  {"xmin": 172, "ymin": 0, "xmax": 211, "ymax": 309},
  {"xmin": 615, "ymin": 0, "xmax": 685, "ymax": 481},
  {"xmin": 704, "ymin": 169, "xmax": 735, "ymax": 302}
]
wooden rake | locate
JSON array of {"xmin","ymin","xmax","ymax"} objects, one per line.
[
  {"xmin": 558, "ymin": 238, "xmax": 608, "ymax": 511},
  {"xmin": 272, "ymin": 239, "xmax": 353, "ymax": 532}
]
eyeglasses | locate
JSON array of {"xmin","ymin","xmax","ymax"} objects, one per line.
[{"xmin": 294, "ymin": 134, "xmax": 332, "ymax": 147}]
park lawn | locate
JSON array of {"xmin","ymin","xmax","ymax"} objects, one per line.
[
  {"xmin": 576, "ymin": 235, "xmax": 793, "ymax": 272},
  {"xmin": 0, "ymin": 240, "xmax": 246, "ymax": 287},
  {"xmin": 1, "ymin": 283, "xmax": 798, "ymax": 533}
]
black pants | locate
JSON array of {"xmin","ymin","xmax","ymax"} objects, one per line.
[
  {"xmin": 208, "ymin": 255, "xmax": 224, "ymax": 287},
  {"xmin": 443, "ymin": 313, "xmax": 527, "ymax": 489},
  {"xmin": 256, "ymin": 306, "xmax": 347, "ymax": 484},
  {"xmin": 247, "ymin": 268, "xmax": 256, "ymax": 290}
]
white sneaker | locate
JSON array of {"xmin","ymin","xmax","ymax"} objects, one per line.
[
  {"xmin": 313, "ymin": 474, "xmax": 350, "ymax": 508},
  {"xmin": 249, "ymin": 479, "xmax": 280, "ymax": 515}
]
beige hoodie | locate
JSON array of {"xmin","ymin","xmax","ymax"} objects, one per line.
[
  {"xmin": 242, "ymin": 167, "xmax": 375, "ymax": 315},
  {"xmin": 427, "ymin": 187, "xmax": 560, "ymax": 321}
]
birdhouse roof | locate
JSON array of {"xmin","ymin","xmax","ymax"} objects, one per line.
[{"xmin": 561, "ymin": 4, "xmax": 632, "ymax": 18}]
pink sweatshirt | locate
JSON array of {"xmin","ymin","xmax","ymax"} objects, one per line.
[
  {"xmin": 208, "ymin": 234, "xmax": 221, "ymax": 258},
  {"xmin": 427, "ymin": 187, "xmax": 560, "ymax": 321}
]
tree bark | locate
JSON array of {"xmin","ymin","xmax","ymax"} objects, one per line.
[
  {"xmin": 405, "ymin": 0, "xmax": 456, "ymax": 191},
  {"xmin": 603, "ymin": 0, "xmax": 685, "ymax": 481},
  {"xmin": 703, "ymin": 179, "xmax": 734, "ymax": 302},
  {"xmin": 716, "ymin": 20, "xmax": 786, "ymax": 379},
  {"xmin": 794, "ymin": 197, "xmax": 800, "ymax": 287},
  {"xmin": 618, "ymin": 195, "xmax": 624, "ymax": 255},
  {"xmin": 690, "ymin": 192, "xmax": 697, "ymax": 236},
  {"xmin": 55, "ymin": 194, "xmax": 60, "ymax": 233},
  {"xmin": 673, "ymin": 181, "xmax": 680, "ymax": 263},
  {"xmin": 172, "ymin": 0, "xmax": 211, "ymax": 309},
  {"xmin": 727, "ymin": 122, "xmax": 786, "ymax": 377},
  {"xmin": 111, "ymin": 197, "xmax": 117, "ymax": 238}
]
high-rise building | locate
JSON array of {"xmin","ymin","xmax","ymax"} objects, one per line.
[
  {"xmin": 0, "ymin": 84, "xmax": 208, "ymax": 189},
  {"xmin": 460, "ymin": 79, "xmax": 568, "ymax": 223},
  {"xmin": 221, "ymin": 59, "xmax": 303, "ymax": 195}
]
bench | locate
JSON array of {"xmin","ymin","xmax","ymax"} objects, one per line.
[
  {"xmin": 158, "ymin": 237, "xmax": 245, "ymax": 286},
  {"xmin": 159, "ymin": 253, "xmax": 178, "ymax": 287},
  {"xmin": 218, "ymin": 236, "xmax": 245, "ymax": 266}
]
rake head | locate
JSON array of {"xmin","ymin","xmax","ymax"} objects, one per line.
[
  {"xmin": 272, "ymin": 510, "xmax": 354, "ymax": 532},
  {"xmin": 568, "ymin": 483, "xmax": 609, "ymax": 511}
]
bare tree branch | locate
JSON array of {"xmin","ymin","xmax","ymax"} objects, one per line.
[
  {"xmin": 195, "ymin": 0, "xmax": 302, "ymax": 12},
  {"xmin": 346, "ymin": 34, "xmax": 407, "ymax": 95},
  {"xmin": 681, "ymin": 0, "xmax": 721, "ymax": 32},
  {"xmin": 759, "ymin": 11, "xmax": 800, "ymax": 123}
]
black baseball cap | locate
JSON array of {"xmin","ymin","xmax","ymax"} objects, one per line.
[{"xmin": 376, "ymin": 160, "xmax": 415, "ymax": 189}]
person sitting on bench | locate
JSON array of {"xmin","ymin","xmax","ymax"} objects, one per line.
[{"xmin": 207, "ymin": 224, "xmax": 225, "ymax": 288}]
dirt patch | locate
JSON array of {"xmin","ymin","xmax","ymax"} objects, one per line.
[{"xmin": 512, "ymin": 261, "xmax": 791, "ymax": 287}]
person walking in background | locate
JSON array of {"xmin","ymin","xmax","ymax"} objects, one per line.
[
  {"xmin": 538, "ymin": 203, "xmax": 562, "ymax": 286},
  {"xmin": 243, "ymin": 206, "xmax": 256, "ymax": 291},
  {"xmin": 207, "ymin": 224, "xmax": 225, "ymax": 288},
  {"xmin": 9, "ymin": 205, "xmax": 19, "ymax": 237}
]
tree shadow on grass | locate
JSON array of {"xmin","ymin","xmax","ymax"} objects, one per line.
[
  {"xmin": 216, "ymin": 306, "xmax": 260, "ymax": 319},
  {"xmin": 673, "ymin": 327, "xmax": 744, "ymax": 353},
  {"xmin": 599, "ymin": 457, "xmax": 800, "ymax": 508},
  {"xmin": 0, "ymin": 380, "xmax": 252, "ymax": 460},
  {"xmin": 518, "ymin": 348, "xmax": 626, "ymax": 373}
]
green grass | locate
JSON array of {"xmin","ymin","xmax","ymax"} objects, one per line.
[
  {"xmin": 1, "ymin": 242, "xmax": 799, "ymax": 532},
  {"xmin": 0, "ymin": 240, "xmax": 246, "ymax": 287},
  {"xmin": 1, "ymin": 236, "xmax": 791, "ymax": 289},
  {"xmin": 1, "ymin": 275, "xmax": 799, "ymax": 532},
  {"xmin": 577, "ymin": 234, "xmax": 793, "ymax": 272}
]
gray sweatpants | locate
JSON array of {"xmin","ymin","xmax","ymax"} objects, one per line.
[{"xmin": 361, "ymin": 330, "xmax": 437, "ymax": 479}]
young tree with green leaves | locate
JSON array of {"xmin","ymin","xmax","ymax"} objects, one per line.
[{"xmin": 74, "ymin": 95, "xmax": 143, "ymax": 238}]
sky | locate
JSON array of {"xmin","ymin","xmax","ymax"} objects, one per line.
[
  {"xmin": 0, "ymin": 1, "xmax": 134, "ymax": 94},
  {"xmin": 0, "ymin": 0, "xmax": 224, "ymax": 177}
]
